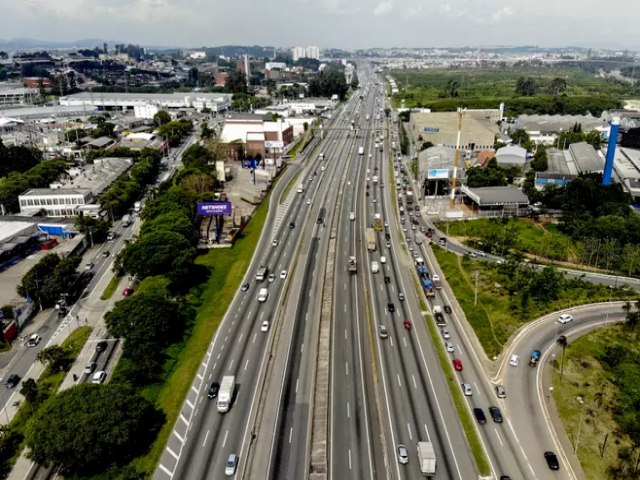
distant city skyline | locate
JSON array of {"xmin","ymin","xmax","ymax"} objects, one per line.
[{"xmin": 0, "ymin": 0, "xmax": 639, "ymax": 51}]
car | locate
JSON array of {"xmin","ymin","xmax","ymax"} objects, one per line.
[
  {"xmin": 102, "ymin": 250, "xmax": 110, "ymax": 258},
  {"xmin": 366, "ymin": 192, "xmax": 369, "ymax": 197},
  {"xmin": 261, "ymin": 320, "xmax": 270, "ymax": 332},
  {"xmin": 84, "ymin": 362, "xmax": 97, "ymax": 375},
  {"xmin": 443, "ymin": 305, "xmax": 452, "ymax": 314},
  {"xmin": 386, "ymin": 241, "xmax": 391, "ymax": 248},
  {"xmin": 509, "ymin": 354, "xmax": 520, "ymax": 367},
  {"xmin": 272, "ymin": 238, "xmax": 279, "ymax": 247},
  {"xmin": 384, "ymin": 221, "xmax": 389, "ymax": 227},
  {"xmin": 106, "ymin": 232, "xmax": 115, "ymax": 241},
  {"xmin": 207, "ymin": 381, "xmax": 220, "ymax": 399},
  {"xmin": 398, "ymin": 292, "xmax": 405, "ymax": 301},
  {"xmin": 122, "ymin": 287, "xmax": 134, "ymax": 297},
  {"xmin": 241, "ymin": 283, "xmax": 250, "ymax": 292},
  {"xmin": 288, "ymin": 222, "xmax": 295, "ymax": 229},
  {"xmin": 280, "ymin": 270, "xmax": 287, "ymax": 279},
  {"xmin": 495, "ymin": 384, "xmax": 506, "ymax": 398},
  {"xmin": 320, "ymin": 165, "xmax": 325, "ymax": 171},
  {"xmin": 379, "ymin": 325, "xmax": 388, "ymax": 339},
  {"xmin": 384, "ymin": 276, "xmax": 391, "ymax": 284},
  {"xmin": 306, "ymin": 199, "xmax": 311, "ymax": 205},
  {"xmin": 478, "ymin": 251, "xmax": 487, "ymax": 257},
  {"xmin": 84, "ymin": 262, "xmax": 94, "ymax": 271},
  {"xmin": 412, "ymin": 251, "xmax": 419, "ymax": 258},
  {"xmin": 529, "ymin": 349, "xmax": 541, "ymax": 367},
  {"xmin": 558, "ymin": 313, "xmax": 574, "ymax": 324},
  {"xmin": 225, "ymin": 453, "xmax": 238, "ymax": 476},
  {"xmin": 473, "ymin": 407, "xmax": 487, "ymax": 424},
  {"xmin": 387, "ymin": 303, "xmax": 395, "ymax": 313},
  {"xmin": 26, "ymin": 334, "xmax": 40, "ymax": 347},
  {"xmin": 4, "ymin": 374, "xmax": 20, "ymax": 389},
  {"xmin": 489, "ymin": 406, "xmax": 503, "ymax": 423},
  {"xmin": 461, "ymin": 383, "xmax": 473, "ymax": 396},
  {"xmin": 442, "ymin": 329, "xmax": 451, "ymax": 339},
  {"xmin": 499, "ymin": 477, "xmax": 512, "ymax": 480},
  {"xmin": 445, "ymin": 341, "xmax": 454, "ymax": 353},
  {"xmin": 403, "ymin": 227, "xmax": 408, "ymax": 232},
  {"xmin": 396, "ymin": 444, "xmax": 409, "ymax": 464},
  {"xmin": 268, "ymin": 273, "xmax": 276, "ymax": 283},
  {"xmin": 544, "ymin": 451, "xmax": 560, "ymax": 470},
  {"xmin": 95, "ymin": 340, "xmax": 108, "ymax": 353},
  {"xmin": 408, "ymin": 246, "xmax": 414, "ymax": 252},
  {"xmin": 380, "ymin": 256, "xmax": 387, "ymax": 264},
  {"xmin": 385, "ymin": 233, "xmax": 391, "ymax": 240},
  {"xmin": 470, "ymin": 252, "xmax": 477, "ymax": 258},
  {"xmin": 92, "ymin": 371, "xmax": 106, "ymax": 384},
  {"xmin": 373, "ymin": 198, "xmax": 377, "ymax": 203},
  {"xmin": 452, "ymin": 359, "xmax": 463, "ymax": 371}
]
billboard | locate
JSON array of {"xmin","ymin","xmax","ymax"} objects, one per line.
[
  {"xmin": 197, "ymin": 202, "xmax": 232, "ymax": 216},
  {"xmin": 427, "ymin": 169, "xmax": 449, "ymax": 180}
]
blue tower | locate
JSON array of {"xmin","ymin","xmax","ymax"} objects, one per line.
[{"xmin": 603, "ymin": 118, "xmax": 619, "ymax": 186}]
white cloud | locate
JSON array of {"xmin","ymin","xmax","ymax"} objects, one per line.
[
  {"xmin": 373, "ymin": 1, "xmax": 393, "ymax": 16},
  {"xmin": 490, "ymin": 6, "xmax": 516, "ymax": 23}
]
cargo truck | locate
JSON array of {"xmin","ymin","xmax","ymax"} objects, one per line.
[
  {"xmin": 417, "ymin": 442, "xmax": 436, "ymax": 476},
  {"xmin": 216, "ymin": 375, "xmax": 235, "ymax": 413},
  {"xmin": 256, "ymin": 265, "xmax": 268, "ymax": 282},
  {"xmin": 432, "ymin": 274, "xmax": 442, "ymax": 289},
  {"xmin": 366, "ymin": 228, "xmax": 376, "ymax": 252},
  {"xmin": 406, "ymin": 190, "xmax": 414, "ymax": 204},
  {"xmin": 373, "ymin": 213, "xmax": 383, "ymax": 232},
  {"xmin": 348, "ymin": 256, "xmax": 357, "ymax": 275}
]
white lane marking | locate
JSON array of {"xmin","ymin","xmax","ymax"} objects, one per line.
[
  {"xmin": 345, "ymin": 329, "xmax": 348, "ymax": 340},
  {"xmin": 295, "ymin": 378, "xmax": 299, "ymax": 394},
  {"xmin": 412, "ymin": 375, "xmax": 417, "ymax": 389},
  {"xmin": 158, "ymin": 463, "xmax": 173, "ymax": 476},
  {"xmin": 260, "ymin": 311, "xmax": 264, "ymax": 320},
  {"xmin": 224, "ymin": 335, "xmax": 228, "ymax": 342},
  {"xmin": 407, "ymin": 423, "xmax": 413, "ymax": 440},
  {"xmin": 229, "ymin": 359, "xmax": 234, "ymax": 369},
  {"xmin": 212, "ymin": 362, "xmax": 217, "ymax": 370},
  {"xmin": 238, "ymin": 332, "xmax": 243, "ymax": 343},
  {"xmin": 344, "ymin": 304, "xmax": 347, "ymax": 313},
  {"xmin": 173, "ymin": 430, "xmax": 184, "ymax": 442},
  {"xmin": 397, "ymin": 374, "xmax": 402, "ymax": 387},
  {"xmin": 248, "ymin": 310, "xmax": 252, "ymax": 317},
  {"xmin": 252, "ymin": 333, "xmax": 257, "ymax": 344},
  {"xmin": 244, "ymin": 359, "xmax": 250, "ymax": 371},
  {"xmin": 474, "ymin": 382, "xmax": 480, "ymax": 394},
  {"xmin": 389, "ymin": 337, "xmax": 394, "ymax": 348},
  {"xmin": 167, "ymin": 446, "xmax": 179, "ymax": 460},
  {"xmin": 301, "ymin": 343, "xmax": 304, "ymax": 353},
  {"xmin": 494, "ymin": 429, "xmax": 504, "ymax": 446},
  {"xmin": 424, "ymin": 424, "xmax": 429, "ymax": 438},
  {"xmin": 289, "ymin": 427, "xmax": 294, "ymax": 444},
  {"xmin": 216, "ymin": 353, "xmax": 221, "ymax": 360},
  {"xmin": 222, "ymin": 430, "xmax": 229, "ymax": 447},
  {"xmin": 347, "ymin": 401, "xmax": 351, "ymax": 419},
  {"xmin": 202, "ymin": 429, "xmax": 210, "ymax": 448},
  {"xmin": 349, "ymin": 449, "xmax": 352, "ymax": 470},
  {"xmin": 345, "ymin": 361, "xmax": 349, "ymax": 376},
  {"xmin": 344, "ymin": 282, "xmax": 347, "ymax": 291}
]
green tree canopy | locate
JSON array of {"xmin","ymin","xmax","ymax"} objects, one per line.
[
  {"xmin": 308, "ymin": 66, "xmax": 349, "ymax": 100},
  {"xmin": 153, "ymin": 110, "xmax": 171, "ymax": 127},
  {"xmin": 25, "ymin": 384, "xmax": 163, "ymax": 476},
  {"xmin": 226, "ymin": 70, "xmax": 248, "ymax": 94},
  {"xmin": 515, "ymin": 76, "xmax": 537, "ymax": 96}
]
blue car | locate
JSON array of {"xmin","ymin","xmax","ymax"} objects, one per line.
[{"xmin": 529, "ymin": 349, "xmax": 541, "ymax": 367}]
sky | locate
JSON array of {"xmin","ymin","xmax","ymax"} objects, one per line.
[{"xmin": 0, "ymin": 0, "xmax": 638, "ymax": 50}]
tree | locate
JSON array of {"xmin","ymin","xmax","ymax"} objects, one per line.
[
  {"xmin": 20, "ymin": 378, "xmax": 39, "ymax": 410},
  {"xmin": 557, "ymin": 335, "xmax": 568, "ymax": 383},
  {"xmin": 36, "ymin": 345, "xmax": 69, "ymax": 373},
  {"xmin": 265, "ymin": 79, "xmax": 277, "ymax": 97},
  {"xmin": 527, "ymin": 266, "xmax": 562, "ymax": 302},
  {"xmin": 350, "ymin": 72, "xmax": 359, "ymax": 90},
  {"xmin": 308, "ymin": 66, "xmax": 349, "ymax": 100},
  {"xmin": 140, "ymin": 211, "xmax": 198, "ymax": 245},
  {"xmin": 74, "ymin": 215, "xmax": 110, "ymax": 243},
  {"xmin": 510, "ymin": 129, "xmax": 530, "ymax": 147},
  {"xmin": 226, "ymin": 70, "xmax": 248, "ymax": 94},
  {"xmin": 153, "ymin": 110, "xmax": 171, "ymax": 127},
  {"xmin": 548, "ymin": 77, "xmax": 568, "ymax": 95},
  {"xmin": 200, "ymin": 121, "xmax": 214, "ymax": 140},
  {"xmin": 443, "ymin": 79, "xmax": 460, "ymax": 98},
  {"xmin": 622, "ymin": 244, "xmax": 640, "ymax": 276},
  {"xmin": 119, "ymin": 230, "xmax": 196, "ymax": 284},
  {"xmin": 24, "ymin": 384, "xmax": 163, "ymax": 476},
  {"xmin": 17, "ymin": 254, "xmax": 60, "ymax": 307},
  {"xmin": 531, "ymin": 145, "xmax": 548, "ymax": 171},
  {"xmin": 623, "ymin": 300, "xmax": 640, "ymax": 331},
  {"xmin": 515, "ymin": 76, "xmax": 537, "ymax": 96}
]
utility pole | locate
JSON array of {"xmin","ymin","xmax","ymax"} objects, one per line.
[
  {"xmin": 474, "ymin": 271, "xmax": 479, "ymax": 306},
  {"xmin": 450, "ymin": 107, "xmax": 465, "ymax": 209}
]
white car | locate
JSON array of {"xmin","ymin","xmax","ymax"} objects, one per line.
[
  {"xmin": 92, "ymin": 371, "xmax": 106, "ymax": 384},
  {"xmin": 442, "ymin": 329, "xmax": 451, "ymax": 339},
  {"xmin": 349, "ymin": 212, "xmax": 356, "ymax": 221},
  {"xmin": 261, "ymin": 320, "xmax": 270, "ymax": 332},
  {"xmin": 268, "ymin": 274, "xmax": 276, "ymax": 283},
  {"xmin": 461, "ymin": 383, "xmax": 473, "ymax": 396},
  {"xmin": 386, "ymin": 241, "xmax": 391, "ymax": 248},
  {"xmin": 445, "ymin": 341, "xmax": 455, "ymax": 353},
  {"xmin": 306, "ymin": 199, "xmax": 311, "ymax": 205},
  {"xmin": 509, "ymin": 354, "xmax": 520, "ymax": 367},
  {"xmin": 558, "ymin": 314, "xmax": 573, "ymax": 324},
  {"xmin": 280, "ymin": 270, "xmax": 287, "ymax": 279},
  {"xmin": 380, "ymin": 256, "xmax": 387, "ymax": 264},
  {"xmin": 272, "ymin": 239, "xmax": 278, "ymax": 247}
]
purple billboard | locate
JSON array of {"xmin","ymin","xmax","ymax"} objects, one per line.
[{"xmin": 197, "ymin": 202, "xmax": 232, "ymax": 216}]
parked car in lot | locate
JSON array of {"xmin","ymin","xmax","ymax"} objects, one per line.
[{"xmin": 544, "ymin": 451, "xmax": 560, "ymax": 470}]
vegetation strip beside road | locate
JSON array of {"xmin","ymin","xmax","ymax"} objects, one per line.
[
  {"xmin": 551, "ymin": 320, "xmax": 640, "ymax": 480},
  {"xmin": 410, "ymin": 278, "xmax": 491, "ymax": 477},
  {"xmin": 0, "ymin": 326, "xmax": 92, "ymax": 478},
  {"xmin": 432, "ymin": 246, "xmax": 636, "ymax": 358},
  {"xmin": 134, "ymin": 197, "xmax": 269, "ymax": 475},
  {"xmin": 100, "ymin": 274, "xmax": 121, "ymax": 300}
]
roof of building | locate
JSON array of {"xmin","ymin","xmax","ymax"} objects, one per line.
[
  {"xmin": 86, "ymin": 136, "xmax": 115, "ymax": 148},
  {"xmin": 0, "ymin": 221, "xmax": 36, "ymax": 244},
  {"xmin": 495, "ymin": 145, "xmax": 527, "ymax": 166},
  {"xmin": 21, "ymin": 188, "xmax": 92, "ymax": 197},
  {"xmin": 0, "ymin": 105, "xmax": 97, "ymax": 121},
  {"xmin": 417, "ymin": 146, "xmax": 457, "ymax": 178},
  {"xmin": 463, "ymin": 186, "xmax": 529, "ymax": 206},
  {"xmin": 246, "ymin": 131, "xmax": 265, "ymax": 141},
  {"xmin": 569, "ymin": 142, "xmax": 603, "ymax": 173},
  {"xmin": 516, "ymin": 114, "xmax": 608, "ymax": 134},
  {"xmin": 545, "ymin": 147, "xmax": 572, "ymax": 175},
  {"xmin": 476, "ymin": 149, "xmax": 496, "ymax": 167},
  {"xmin": 61, "ymin": 92, "xmax": 232, "ymax": 102}
]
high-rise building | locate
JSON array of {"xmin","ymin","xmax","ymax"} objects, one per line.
[
  {"xmin": 305, "ymin": 46, "xmax": 320, "ymax": 60},
  {"xmin": 292, "ymin": 46, "xmax": 320, "ymax": 61}
]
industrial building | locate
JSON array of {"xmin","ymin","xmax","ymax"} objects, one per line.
[
  {"xmin": 534, "ymin": 147, "xmax": 578, "ymax": 189},
  {"xmin": 408, "ymin": 110, "xmax": 500, "ymax": 152},
  {"xmin": 0, "ymin": 85, "xmax": 39, "ymax": 107},
  {"xmin": 512, "ymin": 114, "xmax": 610, "ymax": 145},
  {"xmin": 569, "ymin": 142, "xmax": 604, "ymax": 174},
  {"xmin": 59, "ymin": 92, "xmax": 232, "ymax": 115},
  {"xmin": 495, "ymin": 145, "xmax": 527, "ymax": 167},
  {"xmin": 462, "ymin": 186, "xmax": 530, "ymax": 216},
  {"xmin": 220, "ymin": 114, "xmax": 295, "ymax": 161}
]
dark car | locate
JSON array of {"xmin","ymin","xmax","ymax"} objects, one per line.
[
  {"xmin": 4, "ymin": 374, "xmax": 20, "ymax": 389},
  {"xmin": 529, "ymin": 349, "xmax": 541, "ymax": 367},
  {"xmin": 387, "ymin": 303, "xmax": 395, "ymax": 313},
  {"xmin": 102, "ymin": 250, "xmax": 110, "ymax": 257},
  {"xmin": 444, "ymin": 305, "xmax": 452, "ymax": 314},
  {"xmin": 489, "ymin": 406, "xmax": 503, "ymax": 423},
  {"xmin": 207, "ymin": 381, "xmax": 220, "ymax": 399},
  {"xmin": 384, "ymin": 276, "xmax": 391, "ymax": 284},
  {"xmin": 57, "ymin": 307, "xmax": 68, "ymax": 318},
  {"xmin": 500, "ymin": 476, "xmax": 512, "ymax": 480},
  {"xmin": 473, "ymin": 408, "xmax": 487, "ymax": 424},
  {"xmin": 385, "ymin": 233, "xmax": 391, "ymax": 240},
  {"xmin": 288, "ymin": 222, "xmax": 295, "ymax": 229},
  {"xmin": 96, "ymin": 341, "xmax": 108, "ymax": 353},
  {"xmin": 544, "ymin": 451, "xmax": 560, "ymax": 470},
  {"xmin": 241, "ymin": 283, "xmax": 250, "ymax": 292}
]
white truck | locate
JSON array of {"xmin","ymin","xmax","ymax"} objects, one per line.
[
  {"xmin": 417, "ymin": 441, "xmax": 436, "ymax": 476},
  {"xmin": 216, "ymin": 375, "xmax": 235, "ymax": 413},
  {"xmin": 133, "ymin": 201, "xmax": 142, "ymax": 213}
]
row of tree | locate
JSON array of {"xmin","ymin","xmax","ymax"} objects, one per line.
[
  {"xmin": 0, "ymin": 139, "xmax": 42, "ymax": 178},
  {"xmin": 308, "ymin": 66, "xmax": 349, "ymax": 100},
  {"xmin": 0, "ymin": 158, "xmax": 68, "ymax": 213},
  {"xmin": 465, "ymin": 159, "xmax": 521, "ymax": 188},
  {"xmin": 17, "ymin": 254, "xmax": 81, "ymax": 308}
]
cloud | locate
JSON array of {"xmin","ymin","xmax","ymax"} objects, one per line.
[
  {"xmin": 373, "ymin": 1, "xmax": 393, "ymax": 16},
  {"xmin": 490, "ymin": 5, "xmax": 516, "ymax": 23}
]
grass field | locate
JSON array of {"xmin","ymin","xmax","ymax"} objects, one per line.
[
  {"xmin": 133, "ymin": 196, "xmax": 269, "ymax": 475},
  {"xmin": 100, "ymin": 274, "xmax": 121, "ymax": 300},
  {"xmin": 551, "ymin": 325, "xmax": 637, "ymax": 480},
  {"xmin": 432, "ymin": 247, "xmax": 635, "ymax": 358}
]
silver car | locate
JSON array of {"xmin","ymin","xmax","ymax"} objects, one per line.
[
  {"xmin": 462, "ymin": 383, "xmax": 473, "ymax": 396},
  {"xmin": 396, "ymin": 444, "xmax": 409, "ymax": 464}
]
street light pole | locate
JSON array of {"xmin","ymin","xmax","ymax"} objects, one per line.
[
  {"xmin": 474, "ymin": 271, "xmax": 479, "ymax": 306},
  {"xmin": 575, "ymin": 396, "xmax": 586, "ymax": 454}
]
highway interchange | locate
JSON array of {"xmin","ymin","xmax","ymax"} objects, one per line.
[{"xmin": 146, "ymin": 66, "xmax": 637, "ymax": 480}]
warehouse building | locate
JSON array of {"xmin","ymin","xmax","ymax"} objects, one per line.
[
  {"xmin": 495, "ymin": 145, "xmax": 527, "ymax": 167},
  {"xmin": 462, "ymin": 186, "xmax": 530, "ymax": 216},
  {"xmin": 409, "ymin": 110, "xmax": 500, "ymax": 152}
]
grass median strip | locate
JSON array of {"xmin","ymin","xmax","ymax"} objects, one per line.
[
  {"xmin": 100, "ymin": 274, "xmax": 121, "ymax": 300},
  {"xmin": 134, "ymin": 196, "xmax": 269, "ymax": 475}
]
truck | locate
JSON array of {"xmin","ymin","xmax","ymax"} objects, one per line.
[
  {"xmin": 358, "ymin": 146, "xmax": 365, "ymax": 155},
  {"xmin": 432, "ymin": 274, "xmax": 442, "ymax": 289},
  {"xmin": 421, "ymin": 277, "xmax": 435, "ymax": 298},
  {"xmin": 406, "ymin": 189, "xmax": 414, "ymax": 204},
  {"xmin": 256, "ymin": 265, "xmax": 268, "ymax": 282},
  {"xmin": 417, "ymin": 441, "xmax": 436, "ymax": 476},
  {"xmin": 121, "ymin": 214, "xmax": 132, "ymax": 227},
  {"xmin": 366, "ymin": 228, "xmax": 376, "ymax": 252},
  {"xmin": 348, "ymin": 256, "xmax": 357, "ymax": 275},
  {"xmin": 216, "ymin": 375, "xmax": 235, "ymax": 413},
  {"xmin": 373, "ymin": 213, "xmax": 383, "ymax": 232},
  {"xmin": 257, "ymin": 287, "xmax": 269, "ymax": 303},
  {"xmin": 133, "ymin": 201, "xmax": 142, "ymax": 213}
]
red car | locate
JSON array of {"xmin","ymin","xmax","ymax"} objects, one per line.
[
  {"xmin": 122, "ymin": 287, "xmax": 134, "ymax": 297},
  {"xmin": 452, "ymin": 359, "xmax": 463, "ymax": 371}
]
